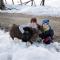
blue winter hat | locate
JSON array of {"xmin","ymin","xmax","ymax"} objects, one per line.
[{"xmin": 42, "ymin": 19, "xmax": 49, "ymax": 24}]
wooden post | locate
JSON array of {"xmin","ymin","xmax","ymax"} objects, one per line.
[{"xmin": 0, "ymin": 0, "xmax": 5, "ymax": 10}]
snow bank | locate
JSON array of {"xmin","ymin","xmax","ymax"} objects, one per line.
[
  {"xmin": 0, "ymin": 4, "xmax": 60, "ymax": 16},
  {"xmin": 0, "ymin": 30, "xmax": 60, "ymax": 60}
]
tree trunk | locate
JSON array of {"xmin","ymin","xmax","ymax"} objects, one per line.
[
  {"xmin": 40, "ymin": 0, "xmax": 45, "ymax": 6},
  {"xmin": 42, "ymin": 0, "xmax": 45, "ymax": 6},
  {"xmin": 0, "ymin": 0, "xmax": 5, "ymax": 10},
  {"xmin": 12, "ymin": 0, "xmax": 14, "ymax": 5},
  {"xmin": 31, "ymin": 0, "xmax": 33, "ymax": 6}
]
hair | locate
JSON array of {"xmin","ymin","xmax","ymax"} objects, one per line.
[{"xmin": 30, "ymin": 17, "xmax": 37, "ymax": 23}]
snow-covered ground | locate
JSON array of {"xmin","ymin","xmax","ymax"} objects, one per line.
[
  {"xmin": 0, "ymin": 5, "xmax": 60, "ymax": 16},
  {"xmin": 0, "ymin": 30, "xmax": 60, "ymax": 60},
  {"xmin": 0, "ymin": 0, "xmax": 60, "ymax": 16}
]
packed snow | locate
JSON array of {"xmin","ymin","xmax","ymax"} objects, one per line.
[{"xmin": 0, "ymin": 29, "xmax": 60, "ymax": 60}]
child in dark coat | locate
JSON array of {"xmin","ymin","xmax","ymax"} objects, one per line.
[{"xmin": 39, "ymin": 19, "xmax": 54, "ymax": 44}]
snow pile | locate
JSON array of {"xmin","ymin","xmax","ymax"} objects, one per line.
[
  {"xmin": 0, "ymin": 4, "xmax": 60, "ymax": 16},
  {"xmin": 0, "ymin": 30, "xmax": 60, "ymax": 60}
]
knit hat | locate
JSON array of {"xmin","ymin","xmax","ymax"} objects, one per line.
[{"xmin": 42, "ymin": 19, "xmax": 49, "ymax": 25}]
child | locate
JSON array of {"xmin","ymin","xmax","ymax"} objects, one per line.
[
  {"xmin": 28, "ymin": 17, "xmax": 38, "ymax": 29},
  {"xmin": 40, "ymin": 19, "xmax": 54, "ymax": 44}
]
